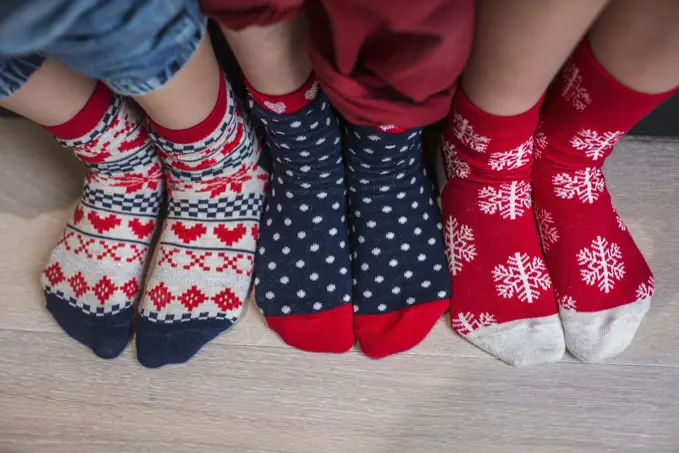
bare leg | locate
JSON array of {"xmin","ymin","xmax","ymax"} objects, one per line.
[
  {"xmin": 0, "ymin": 59, "xmax": 96, "ymax": 126},
  {"xmin": 219, "ymin": 16, "xmax": 311, "ymax": 94},
  {"xmin": 590, "ymin": 0, "xmax": 679, "ymax": 93},
  {"xmin": 463, "ymin": 0, "xmax": 611, "ymax": 115},
  {"xmin": 132, "ymin": 33, "xmax": 222, "ymax": 129}
]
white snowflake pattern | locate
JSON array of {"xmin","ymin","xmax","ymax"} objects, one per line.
[
  {"xmin": 570, "ymin": 129, "xmax": 624, "ymax": 161},
  {"xmin": 557, "ymin": 293, "xmax": 577, "ymax": 311},
  {"xmin": 534, "ymin": 130, "xmax": 548, "ymax": 160},
  {"xmin": 635, "ymin": 276, "xmax": 655, "ymax": 300},
  {"xmin": 478, "ymin": 181, "xmax": 531, "ymax": 220},
  {"xmin": 452, "ymin": 112, "xmax": 491, "ymax": 153},
  {"xmin": 560, "ymin": 62, "xmax": 592, "ymax": 111},
  {"xmin": 488, "ymin": 137, "xmax": 534, "ymax": 171},
  {"xmin": 552, "ymin": 167, "xmax": 605, "ymax": 204},
  {"xmin": 444, "ymin": 217, "xmax": 476, "ymax": 276},
  {"xmin": 577, "ymin": 236, "xmax": 625, "ymax": 293},
  {"xmin": 536, "ymin": 208, "xmax": 559, "ymax": 252},
  {"xmin": 614, "ymin": 207, "xmax": 628, "ymax": 232},
  {"xmin": 442, "ymin": 139, "xmax": 470, "ymax": 179},
  {"xmin": 452, "ymin": 312, "xmax": 497, "ymax": 336},
  {"xmin": 492, "ymin": 252, "xmax": 552, "ymax": 303}
]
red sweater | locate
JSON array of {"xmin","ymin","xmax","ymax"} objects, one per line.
[{"xmin": 202, "ymin": 0, "xmax": 474, "ymax": 128}]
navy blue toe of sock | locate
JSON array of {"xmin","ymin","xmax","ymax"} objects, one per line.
[
  {"xmin": 135, "ymin": 318, "xmax": 236, "ymax": 368},
  {"xmin": 45, "ymin": 292, "xmax": 133, "ymax": 359}
]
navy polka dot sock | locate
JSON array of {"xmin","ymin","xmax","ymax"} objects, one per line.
[
  {"xmin": 344, "ymin": 125, "xmax": 451, "ymax": 358},
  {"xmin": 249, "ymin": 77, "xmax": 354, "ymax": 353}
]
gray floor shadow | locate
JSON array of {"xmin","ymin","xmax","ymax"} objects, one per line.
[{"xmin": 0, "ymin": 119, "xmax": 84, "ymax": 218}]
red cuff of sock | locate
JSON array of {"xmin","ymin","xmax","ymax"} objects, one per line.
[
  {"xmin": 43, "ymin": 82, "xmax": 113, "ymax": 140},
  {"xmin": 246, "ymin": 73, "xmax": 318, "ymax": 114},
  {"xmin": 452, "ymin": 89, "xmax": 544, "ymax": 144},
  {"xmin": 149, "ymin": 70, "xmax": 228, "ymax": 144},
  {"xmin": 572, "ymin": 39, "xmax": 677, "ymax": 127}
]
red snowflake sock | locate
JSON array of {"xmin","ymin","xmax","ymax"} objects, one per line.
[
  {"xmin": 440, "ymin": 91, "xmax": 564, "ymax": 366},
  {"xmin": 41, "ymin": 83, "xmax": 163, "ymax": 359},
  {"xmin": 532, "ymin": 40, "xmax": 676, "ymax": 362}
]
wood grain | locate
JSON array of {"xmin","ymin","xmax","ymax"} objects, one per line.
[{"xmin": 0, "ymin": 121, "xmax": 678, "ymax": 452}]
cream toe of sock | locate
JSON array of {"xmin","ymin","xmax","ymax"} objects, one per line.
[
  {"xmin": 465, "ymin": 314, "xmax": 565, "ymax": 367},
  {"xmin": 560, "ymin": 296, "xmax": 651, "ymax": 363}
]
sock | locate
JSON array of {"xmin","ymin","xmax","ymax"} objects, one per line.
[
  {"xmin": 136, "ymin": 72, "xmax": 267, "ymax": 367},
  {"xmin": 249, "ymin": 76, "xmax": 354, "ymax": 353},
  {"xmin": 41, "ymin": 83, "xmax": 163, "ymax": 359},
  {"xmin": 440, "ymin": 91, "xmax": 565, "ymax": 366},
  {"xmin": 345, "ymin": 125, "xmax": 450, "ymax": 358},
  {"xmin": 532, "ymin": 40, "xmax": 676, "ymax": 362}
]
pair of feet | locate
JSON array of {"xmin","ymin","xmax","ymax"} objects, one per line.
[
  {"xmin": 439, "ymin": 42, "xmax": 666, "ymax": 366},
  {"xmin": 251, "ymin": 82, "xmax": 451, "ymax": 359},
  {"xmin": 42, "ymin": 75, "xmax": 267, "ymax": 368}
]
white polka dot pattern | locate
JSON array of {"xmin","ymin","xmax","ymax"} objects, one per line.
[
  {"xmin": 252, "ymin": 92, "xmax": 352, "ymax": 317},
  {"xmin": 344, "ymin": 125, "xmax": 451, "ymax": 315}
]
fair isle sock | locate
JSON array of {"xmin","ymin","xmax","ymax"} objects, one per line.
[
  {"xmin": 249, "ymin": 76, "xmax": 354, "ymax": 353},
  {"xmin": 345, "ymin": 125, "xmax": 451, "ymax": 358},
  {"xmin": 41, "ymin": 83, "xmax": 163, "ymax": 359},
  {"xmin": 533, "ymin": 40, "xmax": 676, "ymax": 362},
  {"xmin": 136, "ymin": 72, "xmax": 267, "ymax": 368},
  {"xmin": 440, "ymin": 91, "xmax": 564, "ymax": 367}
]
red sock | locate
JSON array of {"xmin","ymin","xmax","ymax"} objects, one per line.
[
  {"xmin": 440, "ymin": 92, "xmax": 564, "ymax": 367},
  {"xmin": 532, "ymin": 40, "xmax": 676, "ymax": 362}
]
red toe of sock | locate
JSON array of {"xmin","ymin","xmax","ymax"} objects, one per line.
[
  {"xmin": 354, "ymin": 299, "xmax": 448, "ymax": 359},
  {"xmin": 266, "ymin": 304, "xmax": 355, "ymax": 353}
]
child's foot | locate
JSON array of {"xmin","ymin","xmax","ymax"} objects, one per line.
[
  {"xmin": 249, "ymin": 77, "xmax": 354, "ymax": 353},
  {"xmin": 532, "ymin": 40, "xmax": 676, "ymax": 362},
  {"xmin": 345, "ymin": 125, "xmax": 450, "ymax": 358},
  {"xmin": 136, "ymin": 73, "xmax": 267, "ymax": 368},
  {"xmin": 41, "ymin": 84, "xmax": 163, "ymax": 359},
  {"xmin": 440, "ymin": 91, "xmax": 564, "ymax": 367}
]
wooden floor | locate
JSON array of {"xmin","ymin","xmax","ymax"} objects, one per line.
[{"xmin": 1, "ymin": 119, "xmax": 678, "ymax": 453}]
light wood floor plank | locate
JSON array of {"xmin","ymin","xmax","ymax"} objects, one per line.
[{"xmin": 2, "ymin": 330, "xmax": 679, "ymax": 453}]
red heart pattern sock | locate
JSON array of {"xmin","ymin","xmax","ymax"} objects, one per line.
[
  {"xmin": 136, "ymin": 72, "xmax": 267, "ymax": 368},
  {"xmin": 440, "ymin": 91, "xmax": 565, "ymax": 367},
  {"xmin": 41, "ymin": 83, "xmax": 163, "ymax": 359},
  {"xmin": 533, "ymin": 40, "xmax": 677, "ymax": 362}
]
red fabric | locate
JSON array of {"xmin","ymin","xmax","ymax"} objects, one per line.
[
  {"xmin": 43, "ymin": 82, "xmax": 112, "ymax": 139},
  {"xmin": 201, "ymin": 0, "xmax": 302, "ymax": 30},
  {"xmin": 440, "ymin": 91, "xmax": 557, "ymax": 335},
  {"xmin": 149, "ymin": 70, "xmax": 227, "ymax": 144},
  {"xmin": 265, "ymin": 304, "xmax": 355, "ymax": 353},
  {"xmin": 532, "ymin": 40, "xmax": 676, "ymax": 316},
  {"xmin": 246, "ymin": 73, "xmax": 319, "ymax": 114},
  {"xmin": 354, "ymin": 299, "xmax": 448, "ymax": 359},
  {"xmin": 202, "ymin": 0, "xmax": 474, "ymax": 127}
]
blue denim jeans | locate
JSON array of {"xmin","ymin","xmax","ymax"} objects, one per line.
[{"xmin": 0, "ymin": 0, "xmax": 205, "ymax": 98}]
